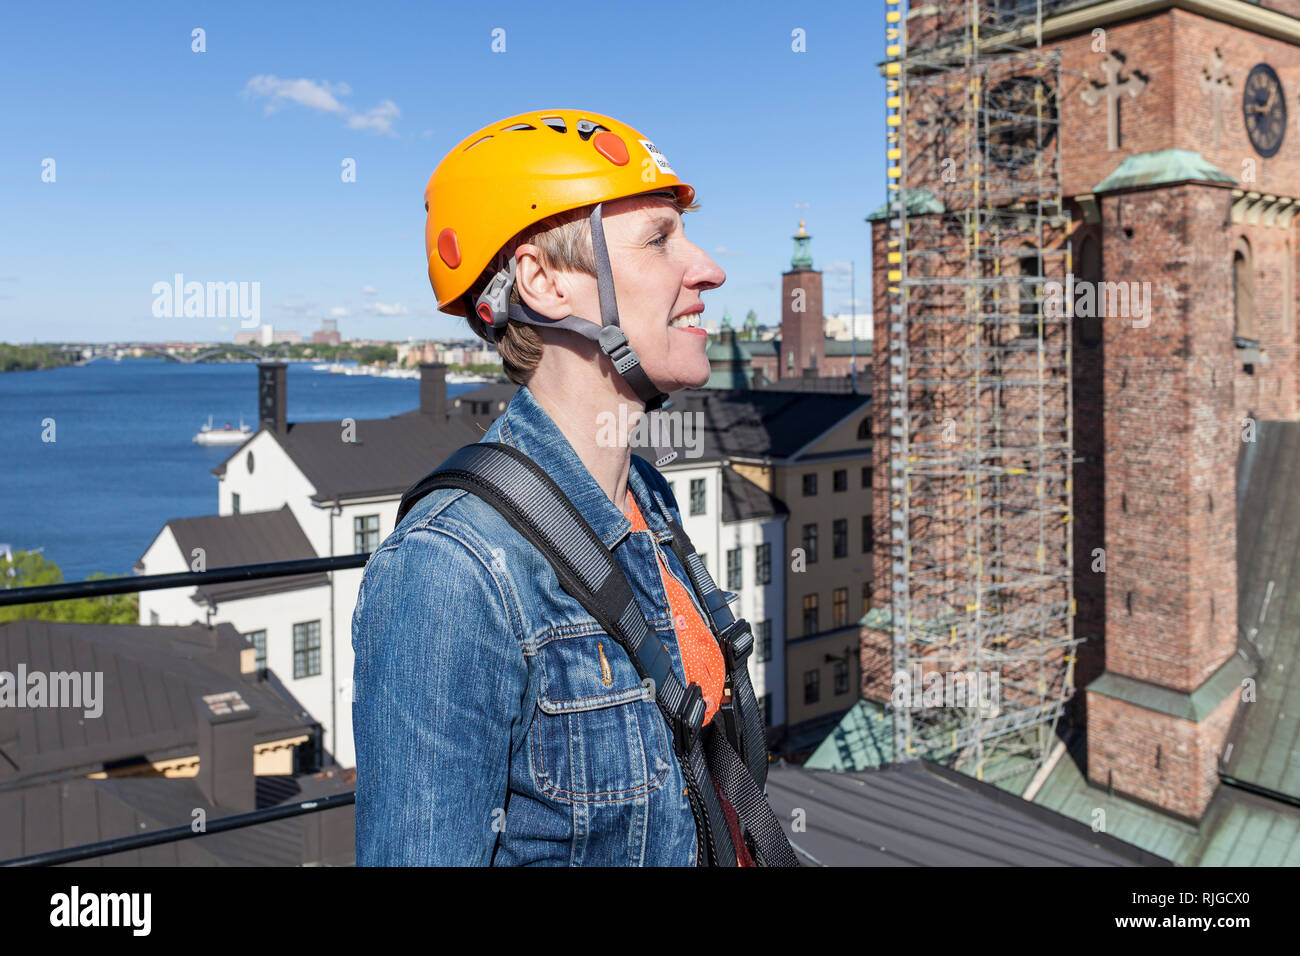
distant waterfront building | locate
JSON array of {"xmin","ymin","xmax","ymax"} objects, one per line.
[
  {"xmin": 312, "ymin": 318, "xmax": 342, "ymax": 346},
  {"xmin": 233, "ymin": 325, "xmax": 302, "ymax": 347}
]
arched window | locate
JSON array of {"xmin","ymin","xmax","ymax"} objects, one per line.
[
  {"xmin": 1285, "ymin": 237, "xmax": 1294, "ymax": 338},
  {"xmin": 1234, "ymin": 237, "xmax": 1256, "ymax": 341},
  {"xmin": 1076, "ymin": 234, "xmax": 1102, "ymax": 347}
]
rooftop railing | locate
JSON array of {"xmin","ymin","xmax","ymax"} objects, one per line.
[{"xmin": 0, "ymin": 555, "xmax": 368, "ymax": 866}]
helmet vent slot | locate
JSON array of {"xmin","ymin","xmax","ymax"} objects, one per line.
[
  {"xmin": 540, "ymin": 116, "xmax": 567, "ymax": 133},
  {"xmin": 575, "ymin": 119, "xmax": 608, "ymax": 141},
  {"xmin": 463, "ymin": 134, "xmax": 493, "ymax": 151},
  {"xmin": 500, "ymin": 123, "xmax": 536, "ymax": 132}
]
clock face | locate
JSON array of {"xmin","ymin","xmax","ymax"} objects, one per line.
[{"xmin": 1243, "ymin": 63, "xmax": 1286, "ymax": 158}]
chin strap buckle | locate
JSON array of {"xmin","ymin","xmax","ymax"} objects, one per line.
[
  {"xmin": 473, "ymin": 258, "xmax": 517, "ymax": 343},
  {"xmin": 597, "ymin": 324, "xmax": 639, "ymax": 375}
]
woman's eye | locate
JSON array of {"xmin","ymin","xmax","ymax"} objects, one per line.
[{"xmin": 649, "ymin": 234, "xmax": 667, "ymax": 247}]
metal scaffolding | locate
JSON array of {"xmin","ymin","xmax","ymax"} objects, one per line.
[{"xmin": 882, "ymin": 0, "xmax": 1080, "ymax": 785}]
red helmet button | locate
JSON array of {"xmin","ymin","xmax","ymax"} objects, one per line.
[
  {"xmin": 437, "ymin": 228, "xmax": 462, "ymax": 269},
  {"xmin": 593, "ymin": 131, "xmax": 629, "ymax": 166}
]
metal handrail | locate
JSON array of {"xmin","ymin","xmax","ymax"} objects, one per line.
[
  {"xmin": 3, "ymin": 791, "xmax": 357, "ymax": 867},
  {"xmin": 0, "ymin": 555, "xmax": 371, "ymax": 864},
  {"xmin": 0, "ymin": 554, "xmax": 370, "ymax": 606}
]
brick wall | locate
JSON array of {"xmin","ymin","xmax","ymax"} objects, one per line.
[
  {"xmin": 1060, "ymin": 10, "xmax": 1300, "ymax": 200},
  {"xmin": 1086, "ymin": 684, "xmax": 1240, "ymax": 819},
  {"xmin": 1098, "ymin": 183, "xmax": 1240, "ymax": 693}
]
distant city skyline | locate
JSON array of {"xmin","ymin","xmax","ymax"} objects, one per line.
[{"xmin": 0, "ymin": 1, "xmax": 885, "ymax": 343}]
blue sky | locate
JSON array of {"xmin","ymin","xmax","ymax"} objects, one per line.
[{"xmin": 1, "ymin": 0, "xmax": 887, "ymax": 343}]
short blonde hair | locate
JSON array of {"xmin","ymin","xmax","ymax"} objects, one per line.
[{"xmin": 464, "ymin": 192, "xmax": 701, "ymax": 386}]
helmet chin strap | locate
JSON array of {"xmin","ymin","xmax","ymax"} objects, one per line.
[{"xmin": 475, "ymin": 201, "xmax": 679, "ymax": 467}]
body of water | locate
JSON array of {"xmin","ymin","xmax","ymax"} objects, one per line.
[{"xmin": 0, "ymin": 359, "xmax": 484, "ymax": 582}]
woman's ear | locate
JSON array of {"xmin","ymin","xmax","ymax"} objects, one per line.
[{"xmin": 513, "ymin": 244, "xmax": 575, "ymax": 321}]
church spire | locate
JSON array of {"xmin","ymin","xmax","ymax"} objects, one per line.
[{"xmin": 791, "ymin": 219, "xmax": 813, "ymax": 271}]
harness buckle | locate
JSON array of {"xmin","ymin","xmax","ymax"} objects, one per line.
[
  {"xmin": 718, "ymin": 619, "xmax": 754, "ymax": 670},
  {"xmin": 675, "ymin": 681, "xmax": 706, "ymax": 753}
]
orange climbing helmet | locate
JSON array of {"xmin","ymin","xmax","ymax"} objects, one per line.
[{"xmin": 424, "ymin": 108, "xmax": 695, "ymax": 318}]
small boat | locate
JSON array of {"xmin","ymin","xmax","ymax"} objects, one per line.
[{"xmin": 193, "ymin": 414, "xmax": 252, "ymax": 445}]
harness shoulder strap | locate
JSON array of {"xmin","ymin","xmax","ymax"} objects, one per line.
[{"xmin": 633, "ymin": 460, "xmax": 772, "ymax": 789}]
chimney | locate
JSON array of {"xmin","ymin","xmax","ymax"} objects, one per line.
[
  {"xmin": 420, "ymin": 362, "xmax": 447, "ymax": 420},
  {"xmin": 258, "ymin": 361, "xmax": 287, "ymax": 435},
  {"xmin": 194, "ymin": 690, "xmax": 258, "ymax": 813}
]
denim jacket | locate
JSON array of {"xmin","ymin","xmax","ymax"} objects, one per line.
[{"xmin": 352, "ymin": 384, "xmax": 735, "ymax": 865}]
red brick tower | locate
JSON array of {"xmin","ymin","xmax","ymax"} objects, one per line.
[
  {"xmin": 868, "ymin": 0, "xmax": 1300, "ymax": 820},
  {"xmin": 780, "ymin": 221, "xmax": 826, "ymax": 378}
]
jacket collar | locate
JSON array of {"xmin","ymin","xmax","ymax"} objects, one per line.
[{"xmin": 481, "ymin": 384, "xmax": 670, "ymax": 550}]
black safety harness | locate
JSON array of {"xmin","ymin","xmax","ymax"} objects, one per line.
[{"xmin": 394, "ymin": 441, "xmax": 800, "ymax": 867}]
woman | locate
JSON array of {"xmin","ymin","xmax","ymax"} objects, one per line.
[{"xmin": 352, "ymin": 109, "xmax": 792, "ymax": 866}]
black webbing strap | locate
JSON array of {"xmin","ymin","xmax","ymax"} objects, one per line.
[
  {"xmin": 704, "ymin": 723, "xmax": 802, "ymax": 867},
  {"xmin": 656, "ymin": 508, "xmax": 771, "ymax": 788},
  {"xmin": 648, "ymin": 502, "xmax": 799, "ymax": 866},
  {"xmin": 394, "ymin": 442, "xmax": 736, "ymax": 867}
]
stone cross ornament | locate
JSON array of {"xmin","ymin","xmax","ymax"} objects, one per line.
[
  {"xmin": 1081, "ymin": 51, "xmax": 1148, "ymax": 152},
  {"xmin": 1199, "ymin": 48, "xmax": 1233, "ymax": 151}
]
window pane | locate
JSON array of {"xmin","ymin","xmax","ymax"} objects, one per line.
[
  {"xmin": 755, "ymin": 542, "xmax": 771, "ymax": 585},
  {"xmin": 803, "ymin": 524, "xmax": 818, "ymax": 563},
  {"xmin": 690, "ymin": 478, "xmax": 706, "ymax": 516}
]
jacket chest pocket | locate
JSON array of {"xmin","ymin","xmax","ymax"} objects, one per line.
[{"xmin": 529, "ymin": 631, "xmax": 674, "ymax": 805}]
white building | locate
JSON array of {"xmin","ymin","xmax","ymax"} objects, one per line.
[
  {"xmin": 662, "ymin": 461, "xmax": 788, "ymax": 730},
  {"xmin": 138, "ymin": 363, "xmax": 482, "ymax": 769}
]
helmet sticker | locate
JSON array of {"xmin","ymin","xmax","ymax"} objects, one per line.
[{"xmin": 638, "ymin": 139, "xmax": 676, "ymax": 176}]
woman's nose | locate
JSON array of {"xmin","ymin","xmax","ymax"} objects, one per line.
[{"xmin": 689, "ymin": 242, "xmax": 725, "ymax": 291}]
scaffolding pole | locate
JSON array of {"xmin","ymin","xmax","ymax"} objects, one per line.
[{"xmin": 883, "ymin": 0, "xmax": 1080, "ymax": 785}]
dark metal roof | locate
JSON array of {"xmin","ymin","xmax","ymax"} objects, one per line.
[
  {"xmin": 161, "ymin": 505, "xmax": 328, "ymax": 603},
  {"xmin": 0, "ymin": 769, "xmax": 354, "ymax": 866},
  {"xmin": 765, "ymin": 760, "xmax": 1170, "ymax": 866},
  {"xmin": 0, "ymin": 620, "xmax": 318, "ymax": 784},
  {"xmin": 720, "ymin": 465, "xmax": 789, "ymax": 523},
  {"xmin": 1227, "ymin": 419, "xmax": 1300, "ymax": 800},
  {"xmin": 666, "ymin": 388, "xmax": 871, "ymax": 464},
  {"xmin": 212, "ymin": 409, "xmax": 484, "ymax": 503},
  {"xmin": 213, "ymin": 388, "xmax": 868, "ymax": 492}
]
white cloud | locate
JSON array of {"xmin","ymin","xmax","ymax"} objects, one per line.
[
  {"xmin": 244, "ymin": 75, "xmax": 350, "ymax": 114},
  {"xmin": 348, "ymin": 99, "xmax": 400, "ymax": 135},
  {"xmin": 363, "ymin": 302, "xmax": 408, "ymax": 316},
  {"xmin": 329, "ymin": 306, "xmax": 350, "ymax": 318},
  {"xmin": 243, "ymin": 75, "xmax": 398, "ymax": 135},
  {"xmin": 361, "ymin": 285, "xmax": 377, "ymax": 295}
]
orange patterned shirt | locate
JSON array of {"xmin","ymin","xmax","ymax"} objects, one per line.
[{"xmin": 623, "ymin": 491, "xmax": 726, "ymax": 726}]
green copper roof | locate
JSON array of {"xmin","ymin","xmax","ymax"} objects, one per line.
[
  {"xmin": 1092, "ymin": 149, "xmax": 1236, "ymax": 194},
  {"xmin": 866, "ymin": 188, "xmax": 945, "ymax": 221},
  {"xmin": 1034, "ymin": 734, "xmax": 1300, "ymax": 866},
  {"xmin": 791, "ymin": 220, "xmax": 813, "ymax": 270},
  {"xmin": 1085, "ymin": 652, "xmax": 1252, "ymax": 722},
  {"xmin": 805, "ymin": 698, "xmax": 893, "ymax": 770}
]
